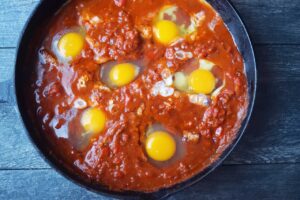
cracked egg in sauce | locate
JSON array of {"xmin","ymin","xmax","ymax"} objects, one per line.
[{"xmin": 31, "ymin": 0, "xmax": 248, "ymax": 192}]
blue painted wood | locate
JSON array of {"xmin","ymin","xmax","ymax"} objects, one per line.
[
  {"xmin": 0, "ymin": 164, "xmax": 299, "ymax": 200},
  {"xmin": 0, "ymin": 0, "xmax": 39, "ymax": 48}
]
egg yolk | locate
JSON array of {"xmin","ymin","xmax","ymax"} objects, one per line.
[
  {"xmin": 153, "ymin": 20, "xmax": 179, "ymax": 45},
  {"xmin": 188, "ymin": 69, "xmax": 216, "ymax": 94},
  {"xmin": 58, "ymin": 32, "xmax": 84, "ymax": 58},
  {"xmin": 109, "ymin": 63, "xmax": 137, "ymax": 87},
  {"xmin": 145, "ymin": 131, "xmax": 176, "ymax": 161},
  {"xmin": 81, "ymin": 108, "xmax": 106, "ymax": 134}
]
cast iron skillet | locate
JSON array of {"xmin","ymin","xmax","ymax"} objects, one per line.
[{"xmin": 15, "ymin": 0, "xmax": 257, "ymax": 199}]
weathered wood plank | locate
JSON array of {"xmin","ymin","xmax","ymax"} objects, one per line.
[
  {"xmin": 0, "ymin": 0, "xmax": 300, "ymax": 48},
  {"xmin": 0, "ymin": 49, "xmax": 15, "ymax": 82},
  {"xmin": 254, "ymin": 45, "xmax": 300, "ymax": 81},
  {"xmin": 0, "ymin": 78, "xmax": 299, "ymax": 168},
  {"xmin": 0, "ymin": 104, "xmax": 50, "ymax": 169},
  {"xmin": 224, "ymin": 80, "xmax": 300, "ymax": 164},
  {"xmin": 0, "ymin": 164, "xmax": 299, "ymax": 200},
  {"xmin": 170, "ymin": 164, "xmax": 300, "ymax": 200},
  {"xmin": 0, "ymin": 0, "xmax": 39, "ymax": 48},
  {"xmin": 0, "ymin": 0, "xmax": 299, "ymax": 199},
  {"xmin": 0, "ymin": 80, "xmax": 14, "ymax": 104},
  {"xmin": 0, "ymin": 169, "xmax": 109, "ymax": 200},
  {"xmin": 232, "ymin": 0, "xmax": 300, "ymax": 45},
  {"xmin": 0, "ymin": 48, "xmax": 15, "ymax": 103}
]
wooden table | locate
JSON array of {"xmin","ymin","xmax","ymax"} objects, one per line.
[{"xmin": 0, "ymin": 0, "xmax": 299, "ymax": 199}]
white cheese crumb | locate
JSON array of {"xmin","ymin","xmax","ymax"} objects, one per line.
[
  {"xmin": 77, "ymin": 75, "xmax": 89, "ymax": 89},
  {"xmin": 209, "ymin": 15, "xmax": 221, "ymax": 31},
  {"xmin": 193, "ymin": 11, "xmax": 206, "ymax": 26},
  {"xmin": 74, "ymin": 98, "xmax": 87, "ymax": 109},
  {"xmin": 108, "ymin": 100, "xmax": 114, "ymax": 112},
  {"xmin": 97, "ymin": 85, "xmax": 111, "ymax": 92},
  {"xmin": 215, "ymin": 127, "xmax": 222, "ymax": 137},
  {"xmin": 151, "ymin": 81, "xmax": 165, "ymax": 96},
  {"xmin": 90, "ymin": 16, "xmax": 101, "ymax": 24},
  {"xmin": 161, "ymin": 68, "xmax": 173, "ymax": 86},
  {"xmin": 189, "ymin": 94, "xmax": 210, "ymax": 106},
  {"xmin": 151, "ymin": 81, "xmax": 174, "ymax": 97},
  {"xmin": 164, "ymin": 76, "xmax": 173, "ymax": 86},
  {"xmin": 136, "ymin": 104, "xmax": 145, "ymax": 116},
  {"xmin": 174, "ymin": 50, "xmax": 193, "ymax": 60},
  {"xmin": 183, "ymin": 131, "xmax": 200, "ymax": 142},
  {"xmin": 160, "ymin": 86, "xmax": 174, "ymax": 97},
  {"xmin": 199, "ymin": 59, "xmax": 215, "ymax": 71}
]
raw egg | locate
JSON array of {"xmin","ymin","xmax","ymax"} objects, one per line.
[
  {"xmin": 188, "ymin": 69, "xmax": 216, "ymax": 94},
  {"xmin": 173, "ymin": 59, "xmax": 217, "ymax": 95},
  {"xmin": 65, "ymin": 108, "xmax": 105, "ymax": 151},
  {"xmin": 101, "ymin": 62, "xmax": 141, "ymax": 88},
  {"xmin": 153, "ymin": 5, "xmax": 201, "ymax": 45},
  {"xmin": 153, "ymin": 20, "xmax": 179, "ymax": 45},
  {"xmin": 80, "ymin": 107, "xmax": 106, "ymax": 134},
  {"xmin": 144, "ymin": 123, "xmax": 185, "ymax": 165},
  {"xmin": 172, "ymin": 59, "xmax": 226, "ymax": 105},
  {"xmin": 109, "ymin": 63, "xmax": 138, "ymax": 87},
  {"xmin": 146, "ymin": 131, "xmax": 176, "ymax": 162},
  {"xmin": 198, "ymin": 59, "xmax": 225, "ymax": 98},
  {"xmin": 58, "ymin": 32, "xmax": 84, "ymax": 59},
  {"xmin": 52, "ymin": 28, "xmax": 85, "ymax": 62}
]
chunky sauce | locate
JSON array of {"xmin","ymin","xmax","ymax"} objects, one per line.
[{"xmin": 32, "ymin": 0, "xmax": 248, "ymax": 192}]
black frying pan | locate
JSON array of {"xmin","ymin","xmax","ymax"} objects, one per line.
[{"xmin": 14, "ymin": 0, "xmax": 257, "ymax": 199}]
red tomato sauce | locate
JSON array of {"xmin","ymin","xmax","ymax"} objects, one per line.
[{"xmin": 32, "ymin": 0, "xmax": 248, "ymax": 192}]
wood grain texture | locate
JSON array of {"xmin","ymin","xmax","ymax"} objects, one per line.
[
  {"xmin": 0, "ymin": 164, "xmax": 299, "ymax": 200},
  {"xmin": 232, "ymin": 0, "xmax": 300, "ymax": 44},
  {"xmin": 0, "ymin": 169, "xmax": 107, "ymax": 200},
  {"xmin": 0, "ymin": 104, "xmax": 49, "ymax": 169},
  {"xmin": 255, "ymin": 45, "xmax": 300, "ymax": 81},
  {"xmin": 0, "ymin": 0, "xmax": 300, "ymax": 199},
  {"xmin": 0, "ymin": 49, "xmax": 15, "ymax": 82},
  {"xmin": 169, "ymin": 164, "xmax": 300, "ymax": 200},
  {"xmin": 0, "ymin": 0, "xmax": 300, "ymax": 48},
  {"xmin": 0, "ymin": 48, "xmax": 16, "ymax": 103},
  {"xmin": 224, "ymin": 80, "xmax": 300, "ymax": 164},
  {"xmin": 0, "ymin": 0, "xmax": 39, "ymax": 48}
]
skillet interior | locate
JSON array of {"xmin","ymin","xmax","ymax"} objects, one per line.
[{"xmin": 14, "ymin": 0, "xmax": 256, "ymax": 199}]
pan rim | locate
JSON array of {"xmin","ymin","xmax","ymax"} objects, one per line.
[{"xmin": 14, "ymin": 0, "xmax": 257, "ymax": 199}]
